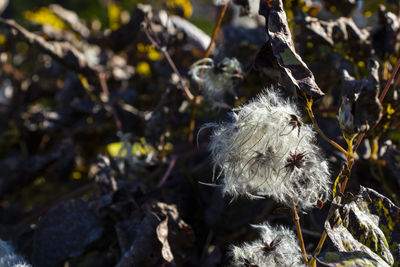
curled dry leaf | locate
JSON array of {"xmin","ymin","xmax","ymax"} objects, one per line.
[
  {"xmin": 156, "ymin": 217, "xmax": 174, "ymax": 263},
  {"xmin": 338, "ymin": 59, "xmax": 383, "ymax": 137},
  {"xmin": 374, "ymin": 5, "xmax": 400, "ymax": 58},
  {"xmin": 318, "ymin": 251, "xmax": 386, "ymax": 267},
  {"xmin": 298, "ymin": 16, "xmax": 372, "ymax": 60},
  {"xmin": 153, "ymin": 202, "xmax": 195, "ymax": 265},
  {"xmin": 256, "ymin": 0, "xmax": 324, "ymax": 99}
]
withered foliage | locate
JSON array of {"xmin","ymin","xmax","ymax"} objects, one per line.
[{"xmin": 0, "ymin": 0, "xmax": 399, "ymax": 266}]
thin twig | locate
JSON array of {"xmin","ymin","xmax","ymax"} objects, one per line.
[
  {"xmin": 157, "ymin": 142, "xmax": 208, "ymax": 186},
  {"xmin": 205, "ymin": 1, "xmax": 229, "ymax": 59},
  {"xmin": 158, "ymin": 156, "xmax": 177, "ymax": 187},
  {"xmin": 188, "ymin": 1, "xmax": 230, "ymax": 143},
  {"xmin": 379, "ymin": 58, "xmax": 400, "ymax": 102},
  {"xmin": 309, "ymin": 232, "xmax": 327, "ymax": 266},
  {"xmin": 98, "ymin": 72, "xmax": 123, "ymax": 135},
  {"xmin": 304, "ymin": 97, "xmax": 348, "ymax": 157},
  {"xmin": 292, "ymin": 198, "xmax": 308, "ymax": 264},
  {"xmin": 142, "ymin": 21, "xmax": 194, "ymax": 101}
]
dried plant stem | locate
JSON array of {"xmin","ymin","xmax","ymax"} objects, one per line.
[
  {"xmin": 205, "ymin": 1, "xmax": 229, "ymax": 58},
  {"xmin": 379, "ymin": 58, "xmax": 400, "ymax": 102},
  {"xmin": 292, "ymin": 198, "xmax": 308, "ymax": 264},
  {"xmin": 309, "ymin": 232, "xmax": 327, "ymax": 266},
  {"xmin": 188, "ymin": 1, "xmax": 230, "ymax": 143},
  {"xmin": 188, "ymin": 105, "xmax": 197, "ymax": 143},
  {"xmin": 98, "ymin": 72, "xmax": 123, "ymax": 135},
  {"xmin": 304, "ymin": 97, "xmax": 348, "ymax": 157},
  {"xmin": 310, "ymin": 58, "xmax": 400, "ymax": 265},
  {"xmin": 157, "ymin": 142, "xmax": 207, "ymax": 186},
  {"xmin": 341, "ymin": 136, "xmax": 355, "ymax": 190},
  {"xmin": 142, "ymin": 22, "xmax": 194, "ymax": 101}
]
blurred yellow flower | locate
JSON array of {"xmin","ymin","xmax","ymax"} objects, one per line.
[
  {"xmin": 165, "ymin": 0, "xmax": 193, "ymax": 19},
  {"xmin": 24, "ymin": 7, "xmax": 69, "ymax": 31},
  {"xmin": 108, "ymin": 3, "xmax": 122, "ymax": 31},
  {"xmin": 136, "ymin": 61, "xmax": 151, "ymax": 77}
]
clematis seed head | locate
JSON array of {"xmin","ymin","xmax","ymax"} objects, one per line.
[
  {"xmin": 205, "ymin": 89, "xmax": 331, "ymax": 210},
  {"xmin": 230, "ymin": 222, "xmax": 307, "ymax": 267}
]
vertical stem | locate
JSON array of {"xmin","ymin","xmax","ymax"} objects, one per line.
[
  {"xmin": 204, "ymin": 2, "xmax": 229, "ymax": 59},
  {"xmin": 188, "ymin": 1, "xmax": 230, "ymax": 143},
  {"xmin": 379, "ymin": 57, "xmax": 400, "ymax": 102},
  {"xmin": 292, "ymin": 198, "xmax": 308, "ymax": 264},
  {"xmin": 309, "ymin": 232, "xmax": 327, "ymax": 266},
  {"xmin": 370, "ymin": 136, "xmax": 380, "ymax": 160},
  {"xmin": 142, "ymin": 23, "xmax": 194, "ymax": 101},
  {"xmin": 98, "ymin": 72, "xmax": 123, "ymax": 135},
  {"xmin": 383, "ymin": 60, "xmax": 389, "ymax": 80}
]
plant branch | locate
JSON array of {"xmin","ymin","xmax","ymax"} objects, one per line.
[
  {"xmin": 98, "ymin": 72, "xmax": 123, "ymax": 135},
  {"xmin": 304, "ymin": 96, "xmax": 348, "ymax": 157},
  {"xmin": 157, "ymin": 142, "xmax": 208, "ymax": 186},
  {"xmin": 204, "ymin": 1, "xmax": 229, "ymax": 59},
  {"xmin": 309, "ymin": 231, "xmax": 327, "ymax": 266},
  {"xmin": 142, "ymin": 21, "xmax": 194, "ymax": 101},
  {"xmin": 292, "ymin": 198, "xmax": 308, "ymax": 264},
  {"xmin": 188, "ymin": 1, "xmax": 230, "ymax": 143},
  {"xmin": 379, "ymin": 58, "xmax": 400, "ymax": 102}
]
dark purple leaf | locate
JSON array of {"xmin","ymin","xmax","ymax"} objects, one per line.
[
  {"xmin": 33, "ymin": 200, "xmax": 103, "ymax": 267},
  {"xmin": 256, "ymin": 0, "xmax": 324, "ymax": 99}
]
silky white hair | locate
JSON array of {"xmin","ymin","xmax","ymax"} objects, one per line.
[
  {"xmin": 189, "ymin": 57, "xmax": 242, "ymax": 107},
  {"xmin": 230, "ymin": 222, "xmax": 307, "ymax": 267},
  {"xmin": 0, "ymin": 239, "xmax": 31, "ymax": 267},
  {"xmin": 205, "ymin": 90, "xmax": 331, "ymax": 210}
]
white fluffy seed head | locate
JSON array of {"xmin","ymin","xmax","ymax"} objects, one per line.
[
  {"xmin": 0, "ymin": 240, "xmax": 31, "ymax": 267},
  {"xmin": 189, "ymin": 57, "xmax": 242, "ymax": 107},
  {"xmin": 207, "ymin": 90, "xmax": 331, "ymax": 210},
  {"xmin": 230, "ymin": 222, "xmax": 307, "ymax": 267}
]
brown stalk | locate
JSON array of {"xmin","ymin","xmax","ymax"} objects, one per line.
[
  {"xmin": 188, "ymin": 1, "xmax": 230, "ymax": 143},
  {"xmin": 304, "ymin": 96, "xmax": 348, "ymax": 157},
  {"xmin": 98, "ymin": 72, "xmax": 123, "ymax": 135},
  {"xmin": 292, "ymin": 198, "xmax": 309, "ymax": 264},
  {"xmin": 142, "ymin": 21, "xmax": 194, "ymax": 101}
]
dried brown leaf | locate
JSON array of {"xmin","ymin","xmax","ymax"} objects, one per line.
[{"xmin": 257, "ymin": 0, "xmax": 324, "ymax": 99}]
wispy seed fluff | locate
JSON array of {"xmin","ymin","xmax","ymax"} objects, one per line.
[
  {"xmin": 230, "ymin": 223, "xmax": 307, "ymax": 267},
  {"xmin": 189, "ymin": 57, "xmax": 242, "ymax": 106},
  {"xmin": 207, "ymin": 90, "xmax": 330, "ymax": 210},
  {"xmin": 0, "ymin": 239, "xmax": 31, "ymax": 267}
]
